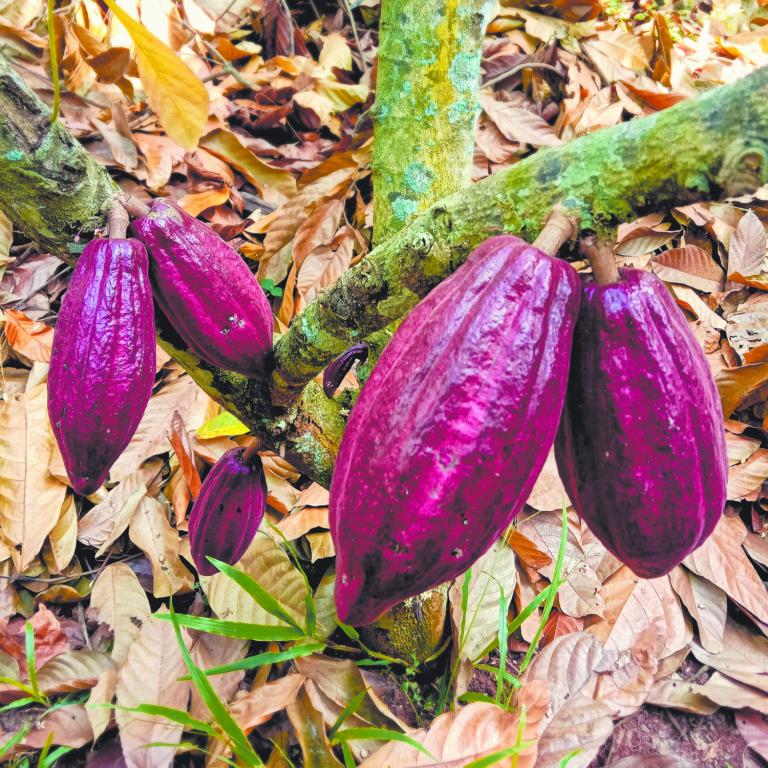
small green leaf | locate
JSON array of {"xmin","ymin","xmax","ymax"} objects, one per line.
[
  {"xmin": 196, "ymin": 411, "xmax": 250, "ymax": 439},
  {"xmin": 154, "ymin": 612, "xmax": 303, "ymax": 642}
]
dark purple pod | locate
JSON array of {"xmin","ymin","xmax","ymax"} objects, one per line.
[
  {"xmin": 555, "ymin": 269, "xmax": 728, "ymax": 578},
  {"xmin": 329, "ymin": 236, "xmax": 581, "ymax": 626},
  {"xmin": 48, "ymin": 238, "xmax": 156, "ymax": 495},
  {"xmin": 188, "ymin": 447, "xmax": 267, "ymax": 576},
  {"xmin": 323, "ymin": 343, "xmax": 369, "ymax": 397},
  {"xmin": 131, "ymin": 199, "xmax": 273, "ymax": 377}
]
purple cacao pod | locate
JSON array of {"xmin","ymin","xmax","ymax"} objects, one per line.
[
  {"xmin": 130, "ymin": 200, "xmax": 273, "ymax": 377},
  {"xmin": 48, "ymin": 238, "xmax": 156, "ymax": 495},
  {"xmin": 188, "ymin": 447, "xmax": 267, "ymax": 576},
  {"xmin": 329, "ymin": 235, "xmax": 581, "ymax": 626},
  {"xmin": 555, "ymin": 269, "xmax": 728, "ymax": 578}
]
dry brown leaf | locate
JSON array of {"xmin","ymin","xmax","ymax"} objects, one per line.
[
  {"xmin": 669, "ymin": 568, "xmax": 726, "ymax": 654},
  {"xmin": 736, "ymin": 709, "xmax": 768, "ymax": 762},
  {"xmin": 716, "ymin": 362, "xmax": 768, "ymax": 417},
  {"xmin": 684, "ymin": 515, "xmax": 768, "ymax": 624},
  {"xmin": 729, "ymin": 209, "xmax": 767, "ymax": 277},
  {"xmin": 505, "ymin": 528, "xmax": 553, "ymax": 570},
  {"xmin": 36, "ymin": 649, "xmax": 115, "ymax": 694},
  {"xmin": 726, "ymin": 432, "xmax": 763, "ymax": 465},
  {"xmin": 728, "ymin": 448, "xmax": 768, "ymax": 500},
  {"xmin": 128, "ymin": 496, "xmax": 194, "ymax": 597},
  {"xmin": 19, "ymin": 705, "xmax": 93, "ymax": 749},
  {"xmin": 517, "ymin": 511, "xmax": 603, "ymax": 618},
  {"xmin": 86, "ymin": 666, "xmax": 118, "ymax": 742},
  {"xmin": 189, "ymin": 633, "xmax": 247, "ymax": 721},
  {"xmin": 90, "ymin": 562, "xmax": 151, "ymax": 664},
  {"xmin": 615, "ymin": 227, "xmax": 680, "ymax": 257},
  {"xmin": 298, "ymin": 232, "xmax": 355, "ymax": 307},
  {"xmin": 116, "ymin": 609, "xmax": 192, "ymax": 768},
  {"xmin": 0, "ymin": 383, "xmax": 66, "ymax": 569},
  {"xmin": 645, "ymin": 677, "xmax": 720, "ymax": 715},
  {"xmin": 168, "ymin": 410, "xmax": 201, "ymax": 502},
  {"xmin": 292, "ymin": 198, "xmax": 345, "ymax": 269},
  {"xmin": 277, "ymin": 507, "xmax": 329, "ymax": 540},
  {"xmin": 47, "ymin": 494, "xmax": 77, "ymax": 573},
  {"xmin": 479, "ymin": 93, "xmax": 561, "ymax": 147},
  {"xmin": 4, "ymin": 309, "xmax": 54, "ymax": 361},
  {"xmin": 134, "ymin": 132, "xmax": 184, "ymax": 190},
  {"xmin": 526, "ymin": 449, "xmax": 570, "ymax": 511},
  {"xmin": 699, "ymin": 672, "xmax": 768, "ymax": 714},
  {"xmin": 286, "ymin": 685, "xmax": 344, "ymax": 768},
  {"xmin": 691, "ymin": 620, "xmax": 768, "ymax": 686},
  {"xmin": 229, "ymin": 673, "xmax": 306, "ymax": 732},
  {"xmin": 651, "ymin": 245, "xmax": 725, "ymax": 292}
]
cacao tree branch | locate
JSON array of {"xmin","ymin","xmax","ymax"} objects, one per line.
[
  {"xmin": 371, "ymin": 0, "xmax": 493, "ymax": 242},
  {"xmin": 271, "ymin": 65, "xmax": 768, "ymax": 403},
  {"xmin": 0, "ymin": 56, "xmax": 116, "ymax": 255}
]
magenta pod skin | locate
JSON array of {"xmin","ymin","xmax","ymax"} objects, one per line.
[
  {"xmin": 329, "ymin": 235, "xmax": 582, "ymax": 626},
  {"xmin": 555, "ymin": 269, "xmax": 728, "ymax": 578},
  {"xmin": 188, "ymin": 448, "xmax": 267, "ymax": 576},
  {"xmin": 48, "ymin": 238, "xmax": 156, "ymax": 495},
  {"xmin": 131, "ymin": 199, "xmax": 273, "ymax": 377}
]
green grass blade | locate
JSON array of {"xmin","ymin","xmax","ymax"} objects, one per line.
[
  {"xmin": 328, "ymin": 689, "xmax": 367, "ymax": 740},
  {"xmin": 333, "ymin": 727, "xmax": 436, "ymax": 761},
  {"xmin": 24, "ymin": 622, "xmax": 42, "ymax": 702},
  {"xmin": 464, "ymin": 744, "xmax": 533, "ymax": 768},
  {"xmin": 168, "ymin": 601, "xmax": 264, "ymax": 767},
  {"xmin": 154, "ymin": 612, "xmax": 303, "ymax": 641},
  {"xmin": 496, "ymin": 587, "xmax": 508, "ymax": 705},
  {"xmin": 182, "ymin": 642, "xmax": 324, "ymax": 679},
  {"xmin": 208, "ymin": 557, "xmax": 303, "ymax": 631}
]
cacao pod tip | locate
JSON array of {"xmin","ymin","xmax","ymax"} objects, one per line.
[{"xmin": 323, "ymin": 343, "xmax": 369, "ymax": 397}]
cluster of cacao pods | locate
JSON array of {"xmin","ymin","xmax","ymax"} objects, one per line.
[
  {"xmin": 329, "ymin": 235, "xmax": 728, "ymax": 626},
  {"xmin": 49, "ymin": 199, "xmax": 273, "ymax": 574}
]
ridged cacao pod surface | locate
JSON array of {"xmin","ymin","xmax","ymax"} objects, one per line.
[
  {"xmin": 188, "ymin": 447, "xmax": 267, "ymax": 576},
  {"xmin": 48, "ymin": 238, "xmax": 156, "ymax": 495},
  {"xmin": 330, "ymin": 235, "xmax": 581, "ymax": 626},
  {"xmin": 131, "ymin": 200, "xmax": 273, "ymax": 377},
  {"xmin": 555, "ymin": 268, "xmax": 728, "ymax": 578}
]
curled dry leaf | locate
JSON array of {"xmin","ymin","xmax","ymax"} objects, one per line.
[
  {"xmin": 727, "ymin": 448, "xmax": 768, "ymax": 500},
  {"xmin": 716, "ymin": 361, "xmax": 768, "ymax": 418},
  {"xmin": 736, "ymin": 709, "xmax": 768, "ymax": 762},
  {"xmin": 4, "ymin": 309, "xmax": 54, "ymax": 362},
  {"xmin": 669, "ymin": 568, "xmax": 727, "ymax": 654},
  {"xmin": 229, "ymin": 673, "xmax": 306, "ymax": 733},
  {"xmin": 287, "ymin": 684, "xmax": 344, "ymax": 768},
  {"xmin": 728, "ymin": 209, "xmax": 767, "ymax": 278},
  {"xmin": 36, "ymin": 649, "xmax": 115, "ymax": 695},
  {"xmin": 651, "ymin": 244, "xmax": 725, "ymax": 293}
]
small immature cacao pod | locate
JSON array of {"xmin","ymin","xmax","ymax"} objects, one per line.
[
  {"xmin": 48, "ymin": 238, "xmax": 156, "ymax": 495},
  {"xmin": 188, "ymin": 447, "xmax": 267, "ymax": 576},
  {"xmin": 330, "ymin": 235, "xmax": 581, "ymax": 626},
  {"xmin": 555, "ymin": 269, "xmax": 728, "ymax": 577},
  {"xmin": 131, "ymin": 200, "xmax": 273, "ymax": 377}
]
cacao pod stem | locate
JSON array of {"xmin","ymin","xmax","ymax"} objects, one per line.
[
  {"xmin": 118, "ymin": 193, "xmax": 151, "ymax": 218},
  {"xmin": 323, "ymin": 343, "xmax": 369, "ymax": 397},
  {"xmin": 107, "ymin": 199, "xmax": 129, "ymax": 240},
  {"xmin": 532, "ymin": 208, "xmax": 578, "ymax": 256},
  {"xmin": 580, "ymin": 235, "xmax": 620, "ymax": 285}
]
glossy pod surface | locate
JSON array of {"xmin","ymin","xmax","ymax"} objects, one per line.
[
  {"xmin": 49, "ymin": 238, "xmax": 156, "ymax": 495},
  {"xmin": 131, "ymin": 199, "xmax": 273, "ymax": 377},
  {"xmin": 188, "ymin": 447, "xmax": 267, "ymax": 576},
  {"xmin": 555, "ymin": 268, "xmax": 728, "ymax": 577},
  {"xmin": 330, "ymin": 235, "xmax": 581, "ymax": 626}
]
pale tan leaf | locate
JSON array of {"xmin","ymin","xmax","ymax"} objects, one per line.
[
  {"xmin": 651, "ymin": 245, "xmax": 725, "ymax": 292},
  {"xmin": 699, "ymin": 671, "xmax": 768, "ymax": 713},
  {"xmin": 230, "ymin": 673, "xmax": 306, "ymax": 733},
  {"xmin": 292, "ymin": 199, "xmax": 345, "ymax": 270},
  {"xmin": 691, "ymin": 620, "xmax": 768, "ymax": 682},
  {"xmin": 203, "ymin": 533, "xmax": 307, "ymax": 627},
  {"xmin": 76, "ymin": 458, "xmax": 163, "ymax": 548},
  {"xmin": 277, "ymin": 507, "xmax": 329, "ymax": 540},
  {"xmin": 48, "ymin": 494, "xmax": 77, "ymax": 573},
  {"xmin": 585, "ymin": 28, "xmax": 649, "ymax": 72},
  {"xmin": 615, "ymin": 228, "xmax": 679, "ymax": 257},
  {"xmin": 479, "ymin": 94, "xmax": 561, "ymax": 147},
  {"xmin": 307, "ymin": 531, "xmax": 335, "ymax": 561},
  {"xmin": 684, "ymin": 515, "xmax": 768, "ymax": 623},
  {"xmin": 525, "ymin": 632, "xmax": 609, "ymax": 716},
  {"xmin": 729, "ymin": 209, "xmax": 767, "ymax": 277},
  {"xmin": 0, "ymin": 383, "xmax": 66, "ymax": 569},
  {"xmin": 359, "ymin": 699, "xmax": 544, "ymax": 768},
  {"xmin": 314, "ymin": 568, "xmax": 337, "ymax": 640},
  {"xmin": 526, "ymin": 448, "xmax": 570, "ymax": 511},
  {"xmin": 299, "ymin": 236, "xmax": 355, "ymax": 307},
  {"xmin": 128, "ymin": 496, "xmax": 194, "ymax": 597},
  {"xmin": 449, "ymin": 539, "xmax": 517, "ymax": 662},
  {"xmin": 668, "ymin": 284, "xmax": 726, "ymax": 330},
  {"xmin": 109, "ymin": 375, "xmax": 208, "ymax": 482},
  {"xmin": 287, "ymin": 685, "xmax": 344, "ymax": 768},
  {"xmin": 645, "ymin": 677, "xmax": 720, "ymax": 715},
  {"xmin": 19, "ymin": 705, "xmax": 93, "ymax": 749},
  {"xmin": 517, "ymin": 511, "xmax": 603, "ymax": 618},
  {"xmin": 535, "ymin": 695, "xmax": 613, "ymax": 768},
  {"xmin": 134, "ymin": 132, "xmax": 184, "ymax": 190},
  {"xmin": 726, "ymin": 432, "xmax": 763, "ymax": 466},
  {"xmin": 669, "ymin": 569, "xmax": 726, "ymax": 654},
  {"xmin": 37, "ymin": 650, "xmax": 115, "ymax": 694},
  {"xmin": 104, "ymin": 0, "xmax": 209, "ymax": 149},
  {"xmin": 116, "ymin": 610, "xmax": 191, "ymax": 768},
  {"xmin": 736, "ymin": 709, "xmax": 768, "ymax": 762},
  {"xmin": 90, "ymin": 562, "xmax": 151, "ymax": 663},
  {"xmin": 0, "ymin": 209, "xmax": 12, "ymax": 267},
  {"xmin": 728, "ymin": 448, "xmax": 768, "ymax": 500},
  {"xmin": 189, "ymin": 633, "xmax": 247, "ymax": 720},
  {"xmin": 86, "ymin": 666, "xmax": 118, "ymax": 741},
  {"xmin": 319, "ymin": 32, "xmax": 352, "ymax": 71}
]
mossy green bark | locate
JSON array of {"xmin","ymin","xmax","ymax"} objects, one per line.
[
  {"xmin": 273, "ymin": 65, "xmax": 768, "ymax": 402},
  {"xmin": 372, "ymin": 0, "xmax": 493, "ymax": 243},
  {"xmin": 0, "ymin": 55, "xmax": 116, "ymax": 256}
]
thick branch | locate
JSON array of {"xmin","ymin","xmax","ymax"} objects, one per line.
[
  {"xmin": 271, "ymin": 65, "xmax": 768, "ymax": 402},
  {"xmin": 0, "ymin": 56, "xmax": 116, "ymax": 255},
  {"xmin": 372, "ymin": 0, "xmax": 492, "ymax": 242}
]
